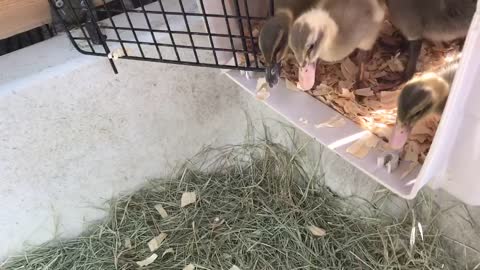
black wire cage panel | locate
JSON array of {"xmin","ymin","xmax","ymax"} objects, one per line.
[{"xmin": 49, "ymin": 0, "xmax": 273, "ymax": 73}]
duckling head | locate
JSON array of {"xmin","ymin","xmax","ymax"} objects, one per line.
[
  {"xmin": 259, "ymin": 13, "xmax": 292, "ymax": 87},
  {"xmin": 289, "ymin": 8, "xmax": 338, "ymax": 68},
  {"xmin": 289, "ymin": 9, "xmax": 338, "ymax": 89},
  {"xmin": 390, "ymin": 74, "xmax": 448, "ymax": 149}
]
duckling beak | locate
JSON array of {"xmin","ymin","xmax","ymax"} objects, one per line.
[
  {"xmin": 298, "ymin": 61, "xmax": 317, "ymax": 90},
  {"xmin": 390, "ymin": 122, "xmax": 412, "ymax": 150},
  {"xmin": 265, "ymin": 62, "xmax": 281, "ymax": 88}
]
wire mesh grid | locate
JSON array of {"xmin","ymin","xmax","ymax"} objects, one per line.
[{"xmin": 50, "ymin": 0, "xmax": 273, "ymax": 73}]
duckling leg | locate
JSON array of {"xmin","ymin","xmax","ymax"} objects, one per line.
[
  {"xmin": 355, "ymin": 50, "xmax": 372, "ymax": 88},
  {"xmin": 404, "ymin": 39, "xmax": 422, "ymax": 80},
  {"xmin": 458, "ymin": 39, "xmax": 466, "ymax": 50},
  {"xmin": 355, "ymin": 32, "xmax": 379, "ymax": 88}
]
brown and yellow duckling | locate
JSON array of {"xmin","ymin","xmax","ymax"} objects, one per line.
[
  {"xmin": 390, "ymin": 59, "xmax": 459, "ymax": 150},
  {"xmin": 288, "ymin": 0, "xmax": 386, "ymax": 90},
  {"xmin": 259, "ymin": 0, "xmax": 318, "ymax": 87},
  {"xmin": 386, "ymin": 0, "xmax": 476, "ymax": 80}
]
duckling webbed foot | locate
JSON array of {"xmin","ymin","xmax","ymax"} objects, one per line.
[{"xmin": 377, "ymin": 150, "xmax": 401, "ymax": 173}]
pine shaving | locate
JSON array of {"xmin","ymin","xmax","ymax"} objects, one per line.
[
  {"xmin": 124, "ymin": 238, "xmax": 132, "ymax": 249},
  {"xmin": 315, "ymin": 116, "xmax": 346, "ymax": 128},
  {"xmin": 286, "ymin": 79, "xmax": 300, "ymax": 91},
  {"xmin": 181, "ymin": 192, "xmax": 197, "ymax": 207},
  {"xmin": 404, "ymin": 147, "xmax": 419, "ymax": 163},
  {"xmin": 340, "ymin": 58, "xmax": 358, "ymax": 81},
  {"xmin": 108, "ymin": 48, "xmax": 132, "ymax": 60},
  {"xmin": 148, "ymin": 233, "xmax": 168, "ymax": 252},
  {"xmin": 256, "ymin": 78, "xmax": 270, "ymax": 100},
  {"xmin": 346, "ymin": 134, "xmax": 380, "ymax": 159},
  {"xmin": 256, "ymin": 77, "xmax": 267, "ymax": 91},
  {"xmin": 354, "ymin": 87, "xmax": 374, "ymax": 97},
  {"xmin": 162, "ymin": 248, "xmax": 174, "ymax": 257},
  {"xmin": 154, "ymin": 204, "xmax": 168, "ymax": 218},
  {"xmin": 312, "ymin": 84, "xmax": 333, "ymax": 96},
  {"xmin": 364, "ymin": 135, "xmax": 380, "ymax": 148},
  {"xmin": 338, "ymin": 80, "xmax": 355, "ymax": 90},
  {"xmin": 388, "ymin": 57, "xmax": 405, "ymax": 72},
  {"xmin": 307, "ymin": 225, "xmax": 327, "ymax": 237},
  {"xmin": 256, "ymin": 90, "xmax": 270, "ymax": 100},
  {"xmin": 347, "ymin": 140, "xmax": 370, "ymax": 159},
  {"xmin": 339, "ymin": 88, "xmax": 355, "ymax": 99},
  {"xmin": 183, "ymin": 263, "xmax": 195, "ymax": 270},
  {"xmin": 380, "ymin": 90, "xmax": 400, "ymax": 105},
  {"xmin": 136, "ymin": 254, "xmax": 158, "ymax": 267}
]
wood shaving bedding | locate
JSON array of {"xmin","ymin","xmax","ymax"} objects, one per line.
[
  {"xmin": 256, "ymin": 78, "xmax": 271, "ymax": 100},
  {"xmin": 242, "ymin": 21, "xmax": 460, "ymax": 164},
  {"xmin": 315, "ymin": 115, "xmax": 346, "ymax": 128},
  {"xmin": 136, "ymin": 254, "xmax": 158, "ymax": 267},
  {"xmin": 280, "ymin": 21, "xmax": 459, "ymax": 163},
  {"xmin": 346, "ymin": 133, "xmax": 380, "ymax": 159}
]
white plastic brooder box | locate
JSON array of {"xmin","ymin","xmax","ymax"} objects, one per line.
[
  {"xmin": 202, "ymin": 0, "xmax": 480, "ymax": 205},
  {"xmin": 55, "ymin": 0, "xmax": 480, "ymax": 204}
]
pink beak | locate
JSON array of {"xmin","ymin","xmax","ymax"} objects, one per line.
[
  {"xmin": 390, "ymin": 122, "xmax": 411, "ymax": 150},
  {"xmin": 298, "ymin": 62, "xmax": 316, "ymax": 90}
]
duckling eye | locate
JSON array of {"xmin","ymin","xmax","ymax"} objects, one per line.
[
  {"xmin": 306, "ymin": 44, "xmax": 314, "ymax": 55},
  {"xmin": 412, "ymin": 109, "xmax": 424, "ymax": 119}
]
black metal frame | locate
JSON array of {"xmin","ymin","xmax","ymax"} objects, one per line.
[
  {"xmin": 49, "ymin": 0, "xmax": 273, "ymax": 74},
  {"xmin": 0, "ymin": 25, "xmax": 57, "ymax": 56}
]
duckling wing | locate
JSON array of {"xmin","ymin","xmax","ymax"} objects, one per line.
[
  {"xmin": 388, "ymin": 0, "xmax": 476, "ymax": 41},
  {"xmin": 422, "ymin": 0, "xmax": 476, "ymax": 41},
  {"xmin": 386, "ymin": 0, "xmax": 425, "ymax": 40}
]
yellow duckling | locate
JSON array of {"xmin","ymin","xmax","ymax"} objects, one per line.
[
  {"xmin": 390, "ymin": 58, "xmax": 459, "ymax": 149},
  {"xmin": 289, "ymin": 0, "xmax": 386, "ymax": 90}
]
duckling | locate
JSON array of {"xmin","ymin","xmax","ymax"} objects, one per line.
[
  {"xmin": 386, "ymin": 0, "xmax": 476, "ymax": 80},
  {"xmin": 390, "ymin": 58, "xmax": 459, "ymax": 150},
  {"xmin": 289, "ymin": 0, "xmax": 386, "ymax": 90},
  {"xmin": 259, "ymin": 0, "xmax": 318, "ymax": 87}
]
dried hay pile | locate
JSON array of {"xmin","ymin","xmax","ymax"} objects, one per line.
[{"xmin": 2, "ymin": 142, "xmax": 461, "ymax": 269}]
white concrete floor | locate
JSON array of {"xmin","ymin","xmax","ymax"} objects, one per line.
[{"xmin": 1, "ymin": 3, "xmax": 480, "ymax": 266}]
